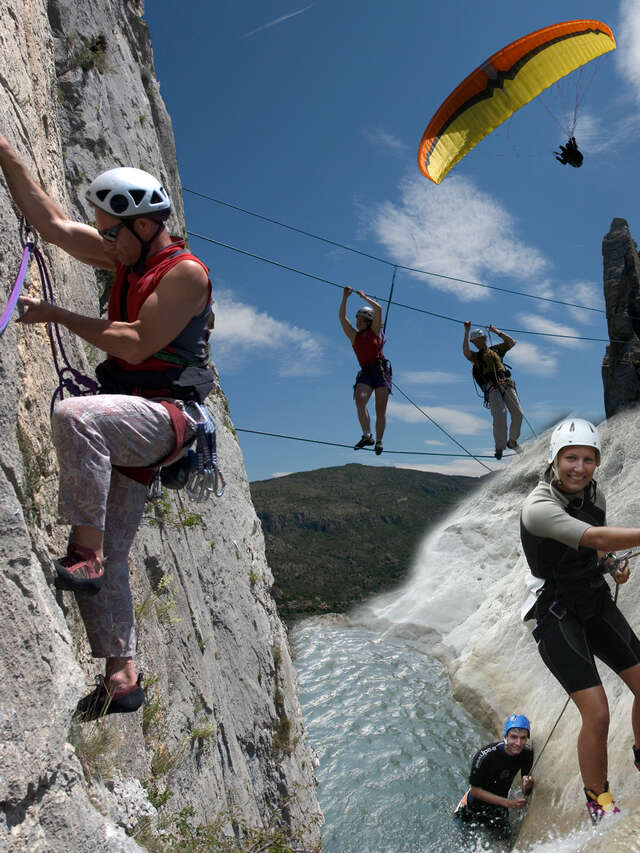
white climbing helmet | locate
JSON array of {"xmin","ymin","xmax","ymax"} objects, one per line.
[
  {"xmin": 356, "ymin": 305, "xmax": 374, "ymax": 321},
  {"xmin": 85, "ymin": 167, "xmax": 171, "ymax": 220},
  {"xmin": 548, "ymin": 418, "xmax": 601, "ymax": 466},
  {"xmin": 469, "ymin": 328, "xmax": 486, "ymax": 341}
]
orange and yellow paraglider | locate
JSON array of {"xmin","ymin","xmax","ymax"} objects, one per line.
[{"xmin": 418, "ymin": 20, "xmax": 616, "ymax": 184}]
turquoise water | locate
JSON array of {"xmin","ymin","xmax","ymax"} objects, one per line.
[{"xmin": 291, "ymin": 618, "xmax": 520, "ymax": 853}]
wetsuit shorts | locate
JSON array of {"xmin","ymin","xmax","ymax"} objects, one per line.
[
  {"xmin": 535, "ymin": 593, "xmax": 640, "ymax": 694},
  {"xmin": 354, "ymin": 359, "xmax": 392, "ymax": 393}
]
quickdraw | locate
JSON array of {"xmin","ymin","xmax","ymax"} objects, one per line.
[{"xmin": 185, "ymin": 401, "xmax": 225, "ymax": 501}]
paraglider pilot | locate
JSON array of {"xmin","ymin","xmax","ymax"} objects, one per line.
[{"xmin": 554, "ymin": 137, "xmax": 583, "ymax": 168}]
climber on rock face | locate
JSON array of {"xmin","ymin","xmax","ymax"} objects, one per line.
[
  {"xmin": 521, "ymin": 418, "xmax": 640, "ymax": 824},
  {"xmin": 454, "ymin": 714, "xmax": 534, "ymax": 841},
  {"xmin": 0, "ymin": 132, "xmax": 213, "ymax": 720}
]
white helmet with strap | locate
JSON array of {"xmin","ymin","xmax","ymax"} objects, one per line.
[
  {"xmin": 86, "ymin": 167, "xmax": 171, "ymax": 220},
  {"xmin": 548, "ymin": 418, "xmax": 601, "ymax": 466}
]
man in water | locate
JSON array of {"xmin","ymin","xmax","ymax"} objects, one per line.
[
  {"xmin": 454, "ymin": 714, "xmax": 534, "ymax": 840},
  {"xmin": 462, "ymin": 321, "xmax": 524, "ymax": 459}
]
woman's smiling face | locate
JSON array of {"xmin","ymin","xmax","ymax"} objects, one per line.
[{"xmin": 555, "ymin": 445, "xmax": 597, "ymax": 493}]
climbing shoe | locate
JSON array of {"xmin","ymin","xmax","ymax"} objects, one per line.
[
  {"xmin": 375, "ymin": 441, "xmax": 383, "ymax": 456},
  {"xmin": 584, "ymin": 784, "xmax": 620, "ymax": 824},
  {"xmin": 507, "ymin": 439, "xmax": 523, "ymax": 454},
  {"xmin": 494, "ymin": 448, "xmax": 503, "ymax": 460},
  {"xmin": 53, "ymin": 545, "xmax": 104, "ymax": 594},
  {"xmin": 354, "ymin": 434, "xmax": 375, "ymax": 450},
  {"xmin": 74, "ymin": 674, "xmax": 146, "ymax": 722}
]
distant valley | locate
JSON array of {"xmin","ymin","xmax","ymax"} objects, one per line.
[{"xmin": 250, "ymin": 463, "xmax": 481, "ymax": 620}]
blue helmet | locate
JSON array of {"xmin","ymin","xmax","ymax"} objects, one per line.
[{"xmin": 504, "ymin": 714, "xmax": 531, "ymax": 737}]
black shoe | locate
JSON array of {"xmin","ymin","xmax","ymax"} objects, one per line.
[
  {"xmin": 74, "ymin": 673, "xmax": 145, "ymax": 722},
  {"xmin": 494, "ymin": 448, "xmax": 503, "ymax": 460},
  {"xmin": 375, "ymin": 441, "xmax": 383, "ymax": 455},
  {"xmin": 507, "ymin": 439, "xmax": 523, "ymax": 454},
  {"xmin": 354, "ymin": 434, "xmax": 375, "ymax": 450}
]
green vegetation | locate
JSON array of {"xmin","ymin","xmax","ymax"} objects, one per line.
[
  {"xmin": 72, "ymin": 35, "xmax": 109, "ymax": 73},
  {"xmin": 250, "ymin": 462, "xmax": 479, "ymax": 619},
  {"xmin": 69, "ymin": 719, "xmax": 117, "ymax": 782}
]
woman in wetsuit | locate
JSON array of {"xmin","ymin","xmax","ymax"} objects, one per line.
[
  {"xmin": 521, "ymin": 418, "xmax": 640, "ymax": 824},
  {"xmin": 339, "ymin": 286, "xmax": 391, "ymax": 455}
]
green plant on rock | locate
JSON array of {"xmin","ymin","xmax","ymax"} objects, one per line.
[
  {"xmin": 134, "ymin": 803, "xmax": 320, "ymax": 852},
  {"xmin": 69, "ymin": 719, "xmax": 117, "ymax": 782},
  {"xmin": 151, "ymin": 740, "xmax": 187, "ymax": 777},
  {"xmin": 72, "ymin": 35, "xmax": 109, "ymax": 73}
]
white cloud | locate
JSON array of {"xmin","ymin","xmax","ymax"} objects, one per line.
[
  {"xmin": 363, "ymin": 128, "xmax": 408, "ymax": 154},
  {"xmin": 271, "ymin": 472, "xmax": 292, "ymax": 478},
  {"xmin": 425, "ymin": 440, "xmax": 446, "ymax": 446},
  {"xmin": 616, "ymin": 1, "xmax": 640, "ymax": 104},
  {"xmin": 397, "ymin": 370, "xmax": 462, "ymax": 385},
  {"xmin": 515, "ymin": 313, "xmax": 586, "ymax": 348},
  {"xmin": 213, "ymin": 287, "xmax": 325, "ymax": 376},
  {"xmin": 571, "ymin": 109, "xmax": 640, "ymax": 156},
  {"xmin": 242, "ymin": 4, "xmax": 314, "ymax": 38},
  {"xmin": 369, "ymin": 175, "xmax": 549, "ymax": 301},
  {"xmin": 396, "ymin": 460, "xmax": 495, "ymax": 477},
  {"xmin": 387, "ymin": 401, "xmax": 486, "ymax": 434},
  {"xmin": 557, "ymin": 280, "xmax": 603, "ymax": 324},
  {"xmin": 506, "ymin": 340, "xmax": 558, "ymax": 376}
]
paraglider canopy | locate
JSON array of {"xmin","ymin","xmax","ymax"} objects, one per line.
[{"xmin": 418, "ymin": 20, "xmax": 616, "ymax": 184}]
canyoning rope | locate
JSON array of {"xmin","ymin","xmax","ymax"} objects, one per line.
[{"xmin": 0, "ymin": 224, "xmax": 37, "ymax": 337}]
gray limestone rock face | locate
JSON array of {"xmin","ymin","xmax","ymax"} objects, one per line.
[
  {"xmin": 0, "ymin": 0, "xmax": 321, "ymax": 848},
  {"xmin": 602, "ymin": 217, "xmax": 640, "ymax": 416}
]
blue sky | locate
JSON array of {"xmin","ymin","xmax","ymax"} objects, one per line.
[{"xmin": 145, "ymin": 1, "xmax": 640, "ymax": 481}]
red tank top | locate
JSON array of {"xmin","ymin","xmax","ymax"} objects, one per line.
[
  {"xmin": 352, "ymin": 328, "xmax": 384, "ymax": 367},
  {"xmin": 108, "ymin": 240, "xmax": 212, "ymax": 373}
]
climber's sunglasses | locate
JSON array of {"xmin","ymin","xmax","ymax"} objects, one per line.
[{"xmin": 98, "ymin": 222, "xmax": 126, "ymax": 243}]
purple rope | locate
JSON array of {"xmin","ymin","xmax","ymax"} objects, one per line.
[
  {"xmin": 31, "ymin": 245, "xmax": 98, "ymax": 413},
  {"xmin": 0, "ymin": 243, "xmax": 32, "ymax": 336}
]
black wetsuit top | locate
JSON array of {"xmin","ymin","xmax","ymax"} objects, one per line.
[{"xmin": 468, "ymin": 742, "xmax": 533, "ymax": 805}]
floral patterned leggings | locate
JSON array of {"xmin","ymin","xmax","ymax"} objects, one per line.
[{"xmin": 51, "ymin": 394, "xmax": 193, "ymax": 659}]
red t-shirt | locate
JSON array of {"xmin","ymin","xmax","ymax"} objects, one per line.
[{"xmin": 352, "ymin": 328, "xmax": 384, "ymax": 367}]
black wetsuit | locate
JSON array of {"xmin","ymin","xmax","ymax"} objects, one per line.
[
  {"xmin": 521, "ymin": 479, "xmax": 640, "ymax": 693},
  {"xmin": 455, "ymin": 742, "xmax": 533, "ymax": 839}
]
